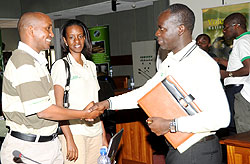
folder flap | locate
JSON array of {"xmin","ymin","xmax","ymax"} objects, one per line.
[{"xmin": 162, "ymin": 77, "xmax": 198, "ymax": 116}]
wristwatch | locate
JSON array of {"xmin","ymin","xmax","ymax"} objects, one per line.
[
  {"xmin": 228, "ymin": 72, "xmax": 233, "ymax": 77},
  {"xmin": 169, "ymin": 119, "xmax": 177, "ymax": 133}
]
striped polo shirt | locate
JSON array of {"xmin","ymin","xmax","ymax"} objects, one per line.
[{"xmin": 2, "ymin": 42, "xmax": 58, "ymax": 136}]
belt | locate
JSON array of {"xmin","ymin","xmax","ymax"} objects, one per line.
[
  {"xmin": 165, "ymin": 135, "xmax": 216, "ymax": 147},
  {"xmin": 225, "ymin": 84, "xmax": 243, "ymax": 89},
  {"xmin": 9, "ymin": 130, "xmax": 58, "ymax": 142},
  {"xmin": 198, "ymin": 135, "xmax": 216, "ymax": 143}
]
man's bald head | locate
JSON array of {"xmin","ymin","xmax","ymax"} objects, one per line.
[
  {"xmin": 18, "ymin": 12, "xmax": 50, "ymax": 39},
  {"xmin": 17, "ymin": 12, "xmax": 54, "ymax": 53}
]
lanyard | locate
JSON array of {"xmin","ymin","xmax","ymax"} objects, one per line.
[{"xmin": 179, "ymin": 44, "xmax": 197, "ymax": 62}]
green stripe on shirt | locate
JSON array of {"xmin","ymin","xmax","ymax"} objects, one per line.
[{"xmin": 241, "ymin": 56, "xmax": 250, "ymax": 62}]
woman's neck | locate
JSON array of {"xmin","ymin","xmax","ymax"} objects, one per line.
[{"xmin": 70, "ymin": 52, "xmax": 83, "ymax": 66}]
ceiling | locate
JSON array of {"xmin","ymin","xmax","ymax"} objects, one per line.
[{"xmin": 0, "ymin": 0, "xmax": 157, "ymax": 29}]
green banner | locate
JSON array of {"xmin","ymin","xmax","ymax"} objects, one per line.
[
  {"xmin": 89, "ymin": 25, "xmax": 110, "ymax": 64},
  {"xmin": 202, "ymin": 2, "xmax": 250, "ymax": 59}
]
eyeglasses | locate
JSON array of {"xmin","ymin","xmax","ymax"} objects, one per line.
[{"xmin": 223, "ymin": 23, "xmax": 241, "ymax": 31}]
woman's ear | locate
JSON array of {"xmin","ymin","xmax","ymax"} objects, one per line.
[
  {"xmin": 178, "ymin": 24, "xmax": 185, "ymax": 36},
  {"xmin": 63, "ymin": 37, "xmax": 68, "ymax": 46}
]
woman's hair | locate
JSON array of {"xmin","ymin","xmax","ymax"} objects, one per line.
[{"xmin": 60, "ymin": 19, "xmax": 92, "ymax": 60}]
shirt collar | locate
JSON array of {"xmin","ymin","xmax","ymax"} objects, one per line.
[
  {"xmin": 67, "ymin": 53, "xmax": 88, "ymax": 68},
  {"xmin": 18, "ymin": 41, "xmax": 48, "ymax": 65},
  {"xmin": 236, "ymin": 31, "xmax": 250, "ymax": 40},
  {"xmin": 166, "ymin": 40, "xmax": 196, "ymax": 62}
]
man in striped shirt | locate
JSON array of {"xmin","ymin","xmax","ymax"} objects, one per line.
[{"xmin": 1, "ymin": 12, "xmax": 102, "ymax": 164}]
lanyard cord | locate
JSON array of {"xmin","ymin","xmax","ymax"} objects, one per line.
[{"xmin": 179, "ymin": 44, "xmax": 197, "ymax": 62}]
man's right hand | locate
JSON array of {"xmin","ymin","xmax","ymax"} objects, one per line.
[
  {"xmin": 84, "ymin": 110, "xmax": 103, "ymax": 119},
  {"xmin": 89, "ymin": 100, "xmax": 110, "ymax": 113},
  {"xmin": 82, "ymin": 101, "xmax": 103, "ymax": 119}
]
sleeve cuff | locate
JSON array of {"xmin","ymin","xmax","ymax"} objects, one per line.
[{"xmin": 107, "ymin": 99, "xmax": 112, "ymax": 110}]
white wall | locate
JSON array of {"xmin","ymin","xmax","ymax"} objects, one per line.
[
  {"xmin": 169, "ymin": 0, "xmax": 250, "ymax": 39},
  {"xmin": 132, "ymin": 40, "xmax": 156, "ymax": 87},
  {"xmin": 224, "ymin": 0, "xmax": 250, "ymax": 5}
]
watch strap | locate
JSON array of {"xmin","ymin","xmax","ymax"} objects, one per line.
[
  {"xmin": 228, "ymin": 72, "xmax": 233, "ymax": 77},
  {"xmin": 169, "ymin": 119, "xmax": 177, "ymax": 133}
]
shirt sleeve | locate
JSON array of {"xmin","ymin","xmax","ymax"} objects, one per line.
[
  {"xmin": 88, "ymin": 61, "xmax": 100, "ymax": 91},
  {"xmin": 109, "ymin": 71, "xmax": 165, "ymax": 110},
  {"xmin": 14, "ymin": 63, "xmax": 53, "ymax": 116},
  {"xmin": 51, "ymin": 59, "xmax": 67, "ymax": 89},
  {"xmin": 237, "ymin": 39, "xmax": 250, "ymax": 62}
]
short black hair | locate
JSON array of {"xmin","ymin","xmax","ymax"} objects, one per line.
[
  {"xmin": 196, "ymin": 34, "xmax": 211, "ymax": 43},
  {"xmin": 224, "ymin": 13, "xmax": 247, "ymax": 29},
  {"xmin": 168, "ymin": 3, "xmax": 195, "ymax": 34},
  {"xmin": 60, "ymin": 19, "xmax": 92, "ymax": 59}
]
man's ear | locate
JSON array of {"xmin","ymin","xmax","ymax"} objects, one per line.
[
  {"xmin": 27, "ymin": 25, "xmax": 34, "ymax": 37},
  {"xmin": 178, "ymin": 24, "xmax": 185, "ymax": 36}
]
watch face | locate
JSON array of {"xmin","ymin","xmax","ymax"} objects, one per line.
[{"xmin": 169, "ymin": 121, "xmax": 176, "ymax": 133}]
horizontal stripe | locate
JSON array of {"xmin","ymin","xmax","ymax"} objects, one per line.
[
  {"xmin": 11, "ymin": 50, "xmax": 35, "ymax": 69},
  {"xmin": 2, "ymin": 76, "xmax": 18, "ymax": 96},
  {"xmin": 22, "ymin": 95, "xmax": 53, "ymax": 116},
  {"xmin": 3, "ymin": 91, "xmax": 54, "ymax": 117},
  {"xmin": 6, "ymin": 63, "xmax": 50, "ymax": 87},
  {"xmin": 5, "ymin": 120, "xmax": 58, "ymax": 136},
  {"xmin": 2, "ymin": 93, "xmax": 22, "ymax": 112},
  {"xmin": 16, "ymin": 79, "xmax": 52, "ymax": 102},
  {"xmin": 4, "ymin": 111, "xmax": 57, "ymax": 129}
]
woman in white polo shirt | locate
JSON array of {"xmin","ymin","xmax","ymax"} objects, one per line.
[{"xmin": 51, "ymin": 19, "xmax": 108, "ymax": 164}]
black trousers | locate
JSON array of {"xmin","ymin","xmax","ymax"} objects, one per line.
[
  {"xmin": 224, "ymin": 84, "xmax": 243, "ymax": 134},
  {"xmin": 166, "ymin": 135, "xmax": 222, "ymax": 164}
]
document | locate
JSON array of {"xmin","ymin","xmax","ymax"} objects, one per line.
[{"xmin": 138, "ymin": 75, "xmax": 201, "ymax": 149}]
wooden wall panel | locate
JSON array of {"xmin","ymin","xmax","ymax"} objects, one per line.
[
  {"xmin": 115, "ymin": 109, "xmax": 153, "ymax": 164},
  {"xmin": 220, "ymin": 131, "xmax": 250, "ymax": 164},
  {"xmin": 227, "ymin": 145, "xmax": 250, "ymax": 164}
]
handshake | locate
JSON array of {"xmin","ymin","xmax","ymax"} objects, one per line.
[{"xmin": 83, "ymin": 100, "xmax": 110, "ymax": 120}]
